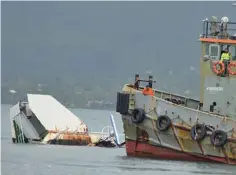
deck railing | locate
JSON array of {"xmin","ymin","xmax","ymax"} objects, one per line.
[{"xmin": 201, "ymin": 19, "xmax": 236, "ymax": 39}]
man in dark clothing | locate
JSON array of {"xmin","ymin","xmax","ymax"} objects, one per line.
[
  {"xmin": 134, "ymin": 74, "xmax": 140, "ymax": 90},
  {"xmin": 148, "ymin": 75, "xmax": 154, "ymax": 88}
]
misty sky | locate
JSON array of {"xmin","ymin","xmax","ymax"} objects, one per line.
[{"xmin": 1, "ymin": 2, "xmax": 236, "ymax": 96}]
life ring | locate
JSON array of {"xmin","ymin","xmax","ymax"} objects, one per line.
[
  {"xmin": 156, "ymin": 115, "xmax": 171, "ymax": 131},
  {"xmin": 212, "ymin": 61, "xmax": 225, "ymax": 75},
  {"xmin": 228, "ymin": 62, "xmax": 236, "ymax": 75},
  {"xmin": 210, "ymin": 130, "xmax": 228, "ymax": 147},
  {"xmin": 190, "ymin": 124, "xmax": 206, "ymax": 141},
  {"xmin": 131, "ymin": 108, "xmax": 146, "ymax": 124}
]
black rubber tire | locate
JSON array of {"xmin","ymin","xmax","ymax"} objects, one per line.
[
  {"xmin": 131, "ymin": 108, "xmax": 146, "ymax": 124},
  {"xmin": 156, "ymin": 115, "xmax": 171, "ymax": 131},
  {"xmin": 171, "ymin": 99, "xmax": 179, "ymax": 105},
  {"xmin": 210, "ymin": 130, "xmax": 228, "ymax": 147},
  {"xmin": 190, "ymin": 124, "xmax": 206, "ymax": 141}
]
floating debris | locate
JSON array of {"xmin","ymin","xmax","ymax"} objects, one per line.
[{"xmin": 10, "ymin": 94, "xmax": 124, "ymax": 148}]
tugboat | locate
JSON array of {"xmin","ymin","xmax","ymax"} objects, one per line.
[{"xmin": 116, "ymin": 16, "xmax": 236, "ymax": 164}]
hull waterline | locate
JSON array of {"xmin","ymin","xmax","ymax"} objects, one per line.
[{"xmin": 126, "ymin": 139, "xmax": 236, "ymax": 165}]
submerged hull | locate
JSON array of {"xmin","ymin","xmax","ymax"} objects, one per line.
[
  {"xmin": 10, "ymin": 94, "xmax": 120, "ymax": 148},
  {"xmin": 125, "ymin": 139, "xmax": 236, "ymax": 165}
]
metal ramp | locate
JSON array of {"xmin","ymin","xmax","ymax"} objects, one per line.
[{"xmin": 10, "ymin": 102, "xmax": 41, "ymax": 143}]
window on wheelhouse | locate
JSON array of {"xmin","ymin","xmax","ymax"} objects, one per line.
[{"xmin": 209, "ymin": 44, "xmax": 220, "ymax": 60}]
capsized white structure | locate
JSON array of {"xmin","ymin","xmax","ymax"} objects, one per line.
[
  {"xmin": 10, "ymin": 93, "xmax": 125, "ymax": 147},
  {"xmin": 10, "ymin": 94, "xmax": 88, "ymax": 144},
  {"xmin": 27, "ymin": 94, "xmax": 87, "ymax": 132}
]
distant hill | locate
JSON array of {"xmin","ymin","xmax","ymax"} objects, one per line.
[{"xmin": 1, "ymin": 2, "xmax": 235, "ymax": 107}]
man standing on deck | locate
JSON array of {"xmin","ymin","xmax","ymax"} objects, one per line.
[
  {"xmin": 148, "ymin": 75, "xmax": 156, "ymax": 88},
  {"xmin": 142, "ymin": 85, "xmax": 154, "ymax": 96},
  {"xmin": 220, "ymin": 48, "xmax": 231, "ymax": 75},
  {"xmin": 134, "ymin": 74, "xmax": 140, "ymax": 90}
]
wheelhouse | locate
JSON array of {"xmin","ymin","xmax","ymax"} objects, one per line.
[
  {"xmin": 199, "ymin": 16, "xmax": 236, "ymax": 119},
  {"xmin": 200, "ymin": 16, "xmax": 236, "ymax": 61}
]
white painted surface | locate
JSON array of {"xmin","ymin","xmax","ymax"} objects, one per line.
[
  {"xmin": 10, "ymin": 103, "xmax": 21, "ymax": 120},
  {"xmin": 10, "ymin": 103, "xmax": 41, "ymax": 140},
  {"xmin": 9, "ymin": 103, "xmax": 20, "ymax": 139},
  {"xmin": 14, "ymin": 113, "xmax": 41, "ymax": 140},
  {"xmin": 27, "ymin": 94, "xmax": 87, "ymax": 132}
]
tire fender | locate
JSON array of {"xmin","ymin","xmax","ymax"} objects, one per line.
[
  {"xmin": 210, "ymin": 130, "xmax": 228, "ymax": 147},
  {"xmin": 131, "ymin": 108, "xmax": 146, "ymax": 124},
  {"xmin": 156, "ymin": 115, "xmax": 171, "ymax": 131},
  {"xmin": 190, "ymin": 124, "xmax": 206, "ymax": 141}
]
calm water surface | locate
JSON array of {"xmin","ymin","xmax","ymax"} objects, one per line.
[{"xmin": 1, "ymin": 104, "xmax": 236, "ymax": 175}]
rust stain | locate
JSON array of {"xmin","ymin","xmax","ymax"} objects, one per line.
[
  {"xmin": 199, "ymin": 38, "xmax": 236, "ymax": 44},
  {"xmin": 197, "ymin": 141, "xmax": 205, "ymax": 155},
  {"xmin": 175, "ymin": 127, "xmax": 191, "ymax": 140},
  {"xmin": 170, "ymin": 124, "xmax": 184, "ymax": 152},
  {"xmin": 173, "ymin": 123, "xmax": 191, "ymax": 131},
  {"xmin": 228, "ymin": 143, "xmax": 236, "ymax": 159},
  {"xmin": 231, "ymin": 128, "xmax": 236, "ymax": 138},
  {"xmin": 222, "ymin": 147, "xmax": 230, "ymax": 164},
  {"xmin": 151, "ymin": 119, "xmax": 162, "ymax": 144},
  {"xmin": 174, "ymin": 127, "xmax": 204, "ymax": 153}
]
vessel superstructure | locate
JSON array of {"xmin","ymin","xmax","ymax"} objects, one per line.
[{"xmin": 116, "ymin": 16, "xmax": 236, "ymax": 164}]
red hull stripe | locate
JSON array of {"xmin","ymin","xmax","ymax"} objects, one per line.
[{"xmin": 125, "ymin": 139, "xmax": 236, "ymax": 165}]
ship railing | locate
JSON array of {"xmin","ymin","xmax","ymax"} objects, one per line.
[
  {"xmin": 127, "ymin": 84, "xmax": 199, "ymax": 101},
  {"xmin": 201, "ymin": 19, "xmax": 236, "ymax": 40},
  {"xmin": 90, "ymin": 114, "xmax": 124, "ymax": 146},
  {"xmin": 126, "ymin": 84, "xmax": 200, "ymax": 110}
]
